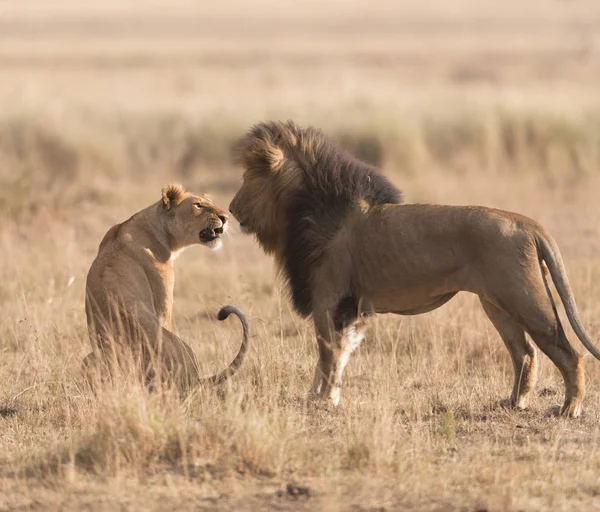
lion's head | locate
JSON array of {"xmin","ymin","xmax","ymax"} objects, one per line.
[
  {"xmin": 228, "ymin": 168, "xmax": 290, "ymax": 255},
  {"xmin": 230, "ymin": 121, "xmax": 402, "ymax": 316},
  {"xmin": 161, "ymin": 184, "xmax": 229, "ymax": 251}
]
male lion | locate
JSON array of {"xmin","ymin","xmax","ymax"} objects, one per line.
[
  {"xmin": 84, "ymin": 184, "xmax": 249, "ymax": 391},
  {"xmin": 229, "ymin": 120, "xmax": 600, "ymax": 417}
]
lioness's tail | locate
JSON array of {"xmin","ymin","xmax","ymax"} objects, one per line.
[
  {"xmin": 536, "ymin": 233, "xmax": 600, "ymax": 360},
  {"xmin": 201, "ymin": 305, "xmax": 250, "ymax": 385}
]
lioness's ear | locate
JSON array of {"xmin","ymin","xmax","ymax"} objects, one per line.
[{"xmin": 161, "ymin": 184, "xmax": 185, "ymax": 210}]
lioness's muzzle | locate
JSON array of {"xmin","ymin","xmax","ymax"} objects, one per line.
[{"xmin": 199, "ymin": 224, "xmax": 223, "ymax": 242}]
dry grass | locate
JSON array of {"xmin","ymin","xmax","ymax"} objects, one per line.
[
  {"xmin": 2, "ymin": 1, "xmax": 600, "ymax": 510},
  {"xmin": 2, "ymin": 177, "xmax": 600, "ymax": 511}
]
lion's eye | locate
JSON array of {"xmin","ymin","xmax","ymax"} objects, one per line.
[{"xmin": 194, "ymin": 202, "xmax": 205, "ymax": 209}]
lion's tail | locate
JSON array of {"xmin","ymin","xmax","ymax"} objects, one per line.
[
  {"xmin": 536, "ymin": 232, "xmax": 600, "ymax": 360},
  {"xmin": 201, "ymin": 305, "xmax": 250, "ymax": 385}
]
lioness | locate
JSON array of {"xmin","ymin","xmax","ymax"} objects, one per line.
[
  {"xmin": 229, "ymin": 120, "xmax": 600, "ymax": 417},
  {"xmin": 84, "ymin": 184, "xmax": 249, "ymax": 391}
]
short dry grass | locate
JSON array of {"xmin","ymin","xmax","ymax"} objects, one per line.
[
  {"xmin": 2, "ymin": 1, "xmax": 600, "ymax": 510},
  {"xmin": 2, "ymin": 153, "xmax": 600, "ymax": 512}
]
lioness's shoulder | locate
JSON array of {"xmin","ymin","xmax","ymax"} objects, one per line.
[{"xmin": 98, "ymin": 223, "xmax": 122, "ymax": 251}]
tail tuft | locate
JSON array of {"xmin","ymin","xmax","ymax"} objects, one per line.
[{"xmin": 217, "ymin": 306, "xmax": 230, "ymax": 321}]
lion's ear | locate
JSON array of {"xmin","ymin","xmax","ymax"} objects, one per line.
[
  {"xmin": 235, "ymin": 129, "xmax": 285, "ymax": 174},
  {"xmin": 161, "ymin": 184, "xmax": 185, "ymax": 210}
]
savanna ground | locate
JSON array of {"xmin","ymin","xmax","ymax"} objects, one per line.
[{"xmin": 1, "ymin": 1, "xmax": 600, "ymax": 510}]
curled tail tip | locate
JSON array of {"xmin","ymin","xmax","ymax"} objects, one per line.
[
  {"xmin": 217, "ymin": 304, "xmax": 245, "ymax": 322},
  {"xmin": 205, "ymin": 304, "xmax": 249, "ymax": 386},
  {"xmin": 218, "ymin": 305, "xmax": 232, "ymax": 321}
]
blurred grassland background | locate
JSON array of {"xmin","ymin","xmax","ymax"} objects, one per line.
[{"xmin": 1, "ymin": 1, "xmax": 600, "ymax": 510}]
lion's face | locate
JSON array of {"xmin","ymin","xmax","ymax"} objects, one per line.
[
  {"xmin": 163, "ymin": 187, "xmax": 229, "ymax": 251},
  {"xmin": 229, "ymin": 171, "xmax": 281, "ymax": 252}
]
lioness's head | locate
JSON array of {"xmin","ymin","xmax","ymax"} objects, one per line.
[{"xmin": 161, "ymin": 184, "xmax": 228, "ymax": 251}]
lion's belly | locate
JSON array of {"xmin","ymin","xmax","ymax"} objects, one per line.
[
  {"xmin": 355, "ymin": 266, "xmax": 471, "ymax": 315},
  {"xmin": 364, "ymin": 287, "xmax": 457, "ymax": 315},
  {"xmin": 367, "ymin": 292, "xmax": 457, "ymax": 315}
]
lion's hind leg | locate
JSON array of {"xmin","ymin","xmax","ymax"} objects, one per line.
[
  {"xmin": 486, "ymin": 270, "xmax": 585, "ymax": 418},
  {"xmin": 522, "ymin": 315, "xmax": 584, "ymax": 418},
  {"xmin": 480, "ymin": 298, "xmax": 538, "ymax": 409}
]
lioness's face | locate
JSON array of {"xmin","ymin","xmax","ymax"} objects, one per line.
[{"xmin": 167, "ymin": 193, "xmax": 229, "ymax": 251}]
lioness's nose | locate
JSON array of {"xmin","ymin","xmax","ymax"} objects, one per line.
[{"xmin": 218, "ymin": 213, "xmax": 228, "ymax": 225}]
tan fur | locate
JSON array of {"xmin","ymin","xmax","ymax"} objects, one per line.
[
  {"xmin": 231, "ymin": 122, "xmax": 600, "ymax": 418},
  {"xmin": 85, "ymin": 185, "xmax": 249, "ymax": 391}
]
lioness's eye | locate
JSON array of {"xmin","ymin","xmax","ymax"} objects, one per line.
[{"xmin": 194, "ymin": 202, "xmax": 204, "ymax": 209}]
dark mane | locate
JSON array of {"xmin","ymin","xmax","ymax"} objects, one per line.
[{"xmin": 239, "ymin": 121, "xmax": 403, "ymax": 318}]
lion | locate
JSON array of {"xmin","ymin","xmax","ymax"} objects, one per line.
[
  {"xmin": 84, "ymin": 184, "xmax": 249, "ymax": 391},
  {"xmin": 229, "ymin": 120, "xmax": 600, "ymax": 417}
]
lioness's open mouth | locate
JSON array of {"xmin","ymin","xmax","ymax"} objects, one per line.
[{"xmin": 199, "ymin": 228, "xmax": 221, "ymax": 243}]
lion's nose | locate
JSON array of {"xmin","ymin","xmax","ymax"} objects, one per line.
[
  {"xmin": 228, "ymin": 198, "xmax": 237, "ymax": 216},
  {"xmin": 218, "ymin": 214, "xmax": 228, "ymax": 224}
]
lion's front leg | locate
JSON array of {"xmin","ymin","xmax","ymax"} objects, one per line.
[
  {"xmin": 328, "ymin": 320, "xmax": 367, "ymax": 405},
  {"xmin": 310, "ymin": 334, "xmax": 333, "ymax": 396},
  {"xmin": 313, "ymin": 307, "xmax": 368, "ymax": 406}
]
